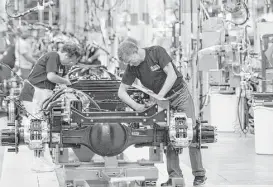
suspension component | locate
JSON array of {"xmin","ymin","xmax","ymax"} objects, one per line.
[
  {"xmin": 195, "ymin": 120, "xmax": 217, "ymax": 149},
  {"xmin": 0, "ymin": 120, "xmax": 25, "ymax": 153}
]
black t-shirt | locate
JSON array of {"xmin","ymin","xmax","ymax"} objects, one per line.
[
  {"xmin": 28, "ymin": 51, "xmax": 63, "ymax": 90},
  {"xmin": 122, "ymin": 46, "xmax": 183, "ymax": 94},
  {"xmin": 0, "ymin": 45, "xmax": 15, "ymax": 69}
]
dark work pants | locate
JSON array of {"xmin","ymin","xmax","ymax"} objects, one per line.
[
  {"xmin": 165, "ymin": 85, "xmax": 206, "ymax": 178},
  {"xmin": 20, "ymin": 68, "xmax": 31, "ymax": 80}
]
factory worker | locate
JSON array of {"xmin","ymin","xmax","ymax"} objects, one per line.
[
  {"xmin": 14, "ymin": 27, "xmax": 37, "ymax": 79},
  {"xmin": 19, "ymin": 43, "xmax": 81, "ymax": 172},
  {"xmin": 19, "ymin": 43, "xmax": 81, "ymax": 112},
  {"xmin": 117, "ymin": 41, "xmax": 207, "ymax": 186}
]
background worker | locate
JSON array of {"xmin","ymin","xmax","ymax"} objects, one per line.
[{"xmin": 14, "ymin": 27, "xmax": 37, "ymax": 79}]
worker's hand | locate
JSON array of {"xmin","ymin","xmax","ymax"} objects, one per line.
[
  {"xmin": 134, "ymin": 103, "xmax": 146, "ymax": 112},
  {"xmin": 58, "ymin": 84, "xmax": 67, "ymax": 89},
  {"xmin": 81, "ymin": 56, "xmax": 87, "ymax": 62},
  {"xmin": 156, "ymin": 93, "xmax": 165, "ymax": 100},
  {"xmin": 144, "ymin": 100, "xmax": 155, "ymax": 108},
  {"xmin": 64, "ymin": 78, "xmax": 72, "ymax": 86},
  {"xmin": 87, "ymin": 57, "xmax": 94, "ymax": 63},
  {"xmin": 12, "ymin": 66, "xmax": 19, "ymax": 73},
  {"xmin": 64, "ymin": 74, "xmax": 70, "ymax": 79},
  {"xmin": 80, "ymin": 68, "xmax": 89, "ymax": 74}
]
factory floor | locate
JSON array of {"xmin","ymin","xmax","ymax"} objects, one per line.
[{"xmin": 0, "ymin": 115, "xmax": 273, "ymax": 187}]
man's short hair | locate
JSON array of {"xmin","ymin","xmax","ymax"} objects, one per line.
[
  {"xmin": 123, "ymin": 37, "xmax": 138, "ymax": 45},
  {"xmin": 61, "ymin": 43, "xmax": 81, "ymax": 58},
  {"xmin": 118, "ymin": 41, "xmax": 138, "ymax": 62}
]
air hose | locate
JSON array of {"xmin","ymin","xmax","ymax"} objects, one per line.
[
  {"xmin": 237, "ymin": 88, "xmax": 248, "ymax": 134},
  {"xmin": 41, "ymin": 88, "xmax": 66, "ymax": 110}
]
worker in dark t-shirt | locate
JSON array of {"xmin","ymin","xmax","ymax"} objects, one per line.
[
  {"xmin": 20, "ymin": 43, "xmax": 81, "ymax": 116},
  {"xmin": 0, "ymin": 45, "xmax": 16, "ymax": 69},
  {"xmin": 117, "ymin": 41, "xmax": 207, "ymax": 186},
  {"xmin": 19, "ymin": 43, "xmax": 81, "ymax": 173},
  {"xmin": 0, "ymin": 45, "xmax": 15, "ymax": 81}
]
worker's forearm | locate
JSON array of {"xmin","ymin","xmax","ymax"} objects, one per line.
[
  {"xmin": 24, "ymin": 54, "xmax": 36, "ymax": 65},
  {"xmin": 158, "ymin": 74, "xmax": 177, "ymax": 97},
  {"xmin": 88, "ymin": 52, "xmax": 100, "ymax": 62},
  {"xmin": 13, "ymin": 66, "xmax": 19, "ymax": 72},
  {"xmin": 47, "ymin": 74, "xmax": 69, "ymax": 85},
  {"xmin": 92, "ymin": 52, "xmax": 100, "ymax": 60},
  {"xmin": 118, "ymin": 91, "xmax": 139, "ymax": 110}
]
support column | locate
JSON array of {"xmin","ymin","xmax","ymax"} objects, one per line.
[
  {"xmin": 0, "ymin": 2, "xmax": 7, "ymax": 32},
  {"xmin": 48, "ymin": 1, "xmax": 54, "ymax": 26},
  {"xmin": 139, "ymin": 0, "xmax": 150, "ymax": 25},
  {"xmin": 38, "ymin": 0, "xmax": 44, "ymax": 23},
  {"xmin": 130, "ymin": 0, "xmax": 139, "ymax": 25},
  {"xmin": 59, "ymin": 0, "xmax": 67, "ymax": 31},
  {"xmin": 66, "ymin": 0, "xmax": 75, "ymax": 33},
  {"xmin": 107, "ymin": 0, "xmax": 119, "ymax": 73},
  {"xmin": 179, "ymin": 0, "xmax": 200, "ymax": 117},
  {"xmin": 252, "ymin": 0, "xmax": 259, "ymax": 54},
  {"xmin": 142, "ymin": 0, "xmax": 152, "ymax": 47},
  {"xmin": 193, "ymin": 0, "xmax": 201, "ymax": 119},
  {"xmin": 76, "ymin": 0, "xmax": 85, "ymax": 37},
  {"xmin": 129, "ymin": 0, "xmax": 141, "ymax": 43}
]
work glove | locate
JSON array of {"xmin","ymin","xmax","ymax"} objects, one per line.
[{"xmin": 134, "ymin": 103, "xmax": 146, "ymax": 112}]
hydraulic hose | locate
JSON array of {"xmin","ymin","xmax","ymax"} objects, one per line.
[
  {"xmin": 237, "ymin": 88, "xmax": 248, "ymax": 134},
  {"xmin": 41, "ymin": 88, "xmax": 66, "ymax": 110},
  {"xmin": 80, "ymin": 91, "xmax": 101, "ymax": 110}
]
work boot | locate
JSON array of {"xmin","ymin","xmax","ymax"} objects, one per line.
[
  {"xmin": 161, "ymin": 178, "xmax": 185, "ymax": 187},
  {"xmin": 193, "ymin": 176, "xmax": 207, "ymax": 186},
  {"xmin": 161, "ymin": 179, "xmax": 172, "ymax": 186}
]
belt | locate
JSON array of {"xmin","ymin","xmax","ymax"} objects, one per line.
[
  {"xmin": 25, "ymin": 79, "xmax": 35, "ymax": 88},
  {"xmin": 165, "ymin": 82, "xmax": 184, "ymax": 98}
]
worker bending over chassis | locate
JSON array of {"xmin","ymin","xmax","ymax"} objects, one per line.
[
  {"xmin": 20, "ymin": 43, "xmax": 81, "ymax": 113},
  {"xmin": 18, "ymin": 43, "xmax": 81, "ymax": 171},
  {"xmin": 117, "ymin": 41, "xmax": 207, "ymax": 186}
]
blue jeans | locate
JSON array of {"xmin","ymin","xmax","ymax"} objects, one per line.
[
  {"xmin": 20, "ymin": 68, "xmax": 32, "ymax": 79},
  {"xmin": 165, "ymin": 85, "xmax": 206, "ymax": 178}
]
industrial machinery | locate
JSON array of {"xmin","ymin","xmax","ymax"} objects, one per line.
[
  {"xmin": 0, "ymin": 89, "xmax": 5, "ymax": 112},
  {"xmin": 0, "ymin": 75, "xmax": 22, "ymax": 121},
  {"xmin": 0, "ymin": 66, "xmax": 217, "ymax": 187}
]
